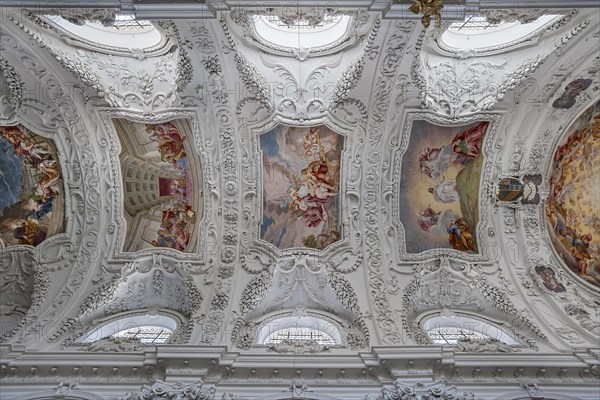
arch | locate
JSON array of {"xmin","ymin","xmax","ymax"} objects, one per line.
[
  {"xmin": 79, "ymin": 309, "xmax": 183, "ymax": 344},
  {"xmin": 252, "ymin": 14, "xmax": 352, "ymax": 52},
  {"xmin": 257, "ymin": 314, "xmax": 343, "ymax": 346},
  {"xmin": 420, "ymin": 312, "xmax": 520, "ymax": 346},
  {"xmin": 252, "ymin": 393, "xmax": 342, "ymax": 400},
  {"xmin": 9, "ymin": 389, "xmax": 105, "ymax": 400},
  {"xmin": 495, "ymin": 391, "xmax": 582, "ymax": 400},
  {"xmin": 40, "ymin": 14, "xmax": 173, "ymax": 58},
  {"xmin": 437, "ymin": 13, "xmax": 563, "ymax": 56}
]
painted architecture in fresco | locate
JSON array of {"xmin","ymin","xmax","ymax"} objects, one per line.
[
  {"xmin": 113, "ymin": 119, "xmax": 201, "ymax": 253},
  {"xmin": 260, "ymin": 125, "xmax": 343, "ymax": 250},
  {"xmin": 399, "ymin": 120, "xmax": 490, "ymax": 254},
  {"xmin": 0, "ymin": 126, "xmax": 64, "ymax": 247},
  {"xmin": 546, "ymin": 100, "xmax": 600, "ymax": 287}
]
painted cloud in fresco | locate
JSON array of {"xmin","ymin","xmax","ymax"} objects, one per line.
[
  {"xmin": 260, "ymin": 125, "xmax": 343, "ymax": 250},
  {"xmin": 399, "ymin": 120, "xmax": 490, "ymax": 254},
  {"xmin": 546, "ymin": 99, "xmax": 600, "ymax": 288},
  {"xmin": 0, "ymin": 126, "xmax": 64, "ymax": 247}
]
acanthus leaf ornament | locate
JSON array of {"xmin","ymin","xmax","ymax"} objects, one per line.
[
  {"xmin": 123, "ymin": 380, "xmax": 216, "ymax": 400},
  {"xmin": 383, "ymin": 379, "xmax": 474, "ymax": 400}
]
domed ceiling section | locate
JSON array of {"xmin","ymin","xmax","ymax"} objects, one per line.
[{"xmin": 546, "ymin": 99, "xmax": 600, "ymax": 288}]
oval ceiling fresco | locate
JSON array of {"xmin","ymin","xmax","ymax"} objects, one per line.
[{"xmin": 546, "ymin": 99, "xmax": 600, "ymax": 288}]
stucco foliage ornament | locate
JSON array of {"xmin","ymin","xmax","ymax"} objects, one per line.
[
  {"xmin": 479, "ymin": 9, "xmax": 549, "ymax": 25},
  {"xmin": 268, "ymin": 339, "xmax": 331, "ymax": 354},
  {"xmin": 383, "ymin": 380, "xmax": 474, "ymax": 400},
  {"xmin": 78, "ymin": 257, "xmax": 203, "ymax": 323},
  {"xmin": 155, "ymin": 21, "xmax": 193, "ymax": 92},
  {"xmin": 123, "ymin": 380, "xmax": 216, "ymax": 400},
  {"xmin": 239, "ymin": 270, "xmax": 272, "ymax": 314},
  {"xmin": 82, "ymin": 336, "xmax": 145, "ymax": 352},
  {"xmin": 364, "ymin": 22, "xmax": 415, "ymax": 345},
  {"xmin": 455, "ymin": 338, "xmax": 519, "ymax": 353},
  {"xmin": 401, "ymin": 257, "xmax": 546, "ymax": 347},
  {"xmin": 0, "ymin": 56, "xmax": 25, "ymax": 107}
]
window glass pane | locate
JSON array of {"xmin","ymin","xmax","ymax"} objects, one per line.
[
  {"xmin": 265, "ymin": 327, "xmax": 336, "ymax": 345},
  {"xmin": 113, "ymin": 326, "xmax": 172, "ymax": 344},
  {"xmin": 428, "ymin": 327, "xmax": 487, "ymax": 345}
]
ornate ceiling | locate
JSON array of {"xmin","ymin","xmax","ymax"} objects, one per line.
[{"xmin": 0, "ymin": 1, "xmax": 599, "ymax": 399}]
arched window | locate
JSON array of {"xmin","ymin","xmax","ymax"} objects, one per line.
[
  {"xmin": 421, "ymin": 314, "xmax": 519, "ymax": 345},
  {"xmin": 112, "ymin": 325, "xmax": 173, "ymax": 344},
  {"xmin": 42, "ymin": 13, "xmax": 170, "ymax": 57},
  {"xmin": 438, "ymin": 14, "xmax": 562, "ymax": 55},
  {"xmin": 257, "ymin": 315, "xmax": 342, "ymax": 346},
  {"xmin": 80, "ymin": 313, "xmax": 179, "ymax": 344},
  {"xmin": 252, "ymin": 13, "xmax": 352, "ymax": 51},
  {"xmin": 427, "ymin": 326, "xmax": 489, "ymax": 345},
  {"xmin": 265, "ymin": 327, "xmax": 337, "ymax": 346}
]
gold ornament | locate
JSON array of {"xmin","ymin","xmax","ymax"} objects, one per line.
[{"xmin": 409, "ymin": 0, "xmax": 444, "ymax": 28}]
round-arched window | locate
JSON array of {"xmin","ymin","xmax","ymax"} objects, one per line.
[
  {"xmin": 257, "ymin": 316, "xmax": 342, "ymax": 346},
  {"xmin": 112, "ymin": 325, "xmax": 173, "ymax": 344},
  {"xmin": 422, "ymin": 315, "xmax": 518, "ymax": 345},
  {"xmin": 42, "ymin": 13, "xmax": 169, "ymax": 56},
  {"xmin": 438, "ymin": 14, "xmax": 562, "ymax": 55},
  {"xmin": 80, "ymin": 313, "xmax": 178, "ymax": 344},
  {"xmin": 252, "ymin": 13, "xmax": 352, "ymax": 51}
]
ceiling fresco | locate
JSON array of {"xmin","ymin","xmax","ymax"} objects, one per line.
[
  {"xmin": 259, "ymin": 125, "xmax": 343, "ymax": 250},
  {"xmin": 546, "ymin": 99, "xmax": 600, "ymax": 287},
  {"xmin": 1, "ymin": 3, "xmax": 600, "ymax": 399},
  {"xmin": 112, "ymin": 118, "xmax": 202, "ymax": 253},
  {"xmin": 399, "ymin": 120, "xmax": 490, "ymax": 254},
  {"xmin": 0, "ymin": 126, "xmax": 64, "ymax": 247}
]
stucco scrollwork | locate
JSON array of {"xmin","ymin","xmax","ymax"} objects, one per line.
[
  {"xmin": 392, "ymin": 112, "xmax": 500, "ymax": 262},
  {"xmin": 383, "ymin": 379, "xmax": 475, "ymax": 400},
  {"xmin": 82, "ymin": 336, "xmax": 145, "ymax": 352},
  {"xmin": 399, "ymin": 257, "xmax": 546, "ymax": 347},
  {"xmin": 123, "ymin": 380, "xmax": 216, "ymax": 400}
]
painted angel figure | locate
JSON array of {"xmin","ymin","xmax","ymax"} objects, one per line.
[
  {"xmin": 416, "ymin": 205, "xmax": 441, "ymax": 231},
  {"xmin": 418, "ymin": 145, "xmax": 453, "ymax": 181}
]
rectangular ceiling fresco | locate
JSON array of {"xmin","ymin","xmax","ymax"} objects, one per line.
[
  {"xmin": 546, "ymin": 99, "xmax": 600, "ymax": 287},
  {"xmin": 399, "ymin": 120, "xmax": 490, "ymax": 254},
  {"xmin": 0, "ymin": 126, "xmax": 64, "ymax": 247},
  {"xmin": 260, "ymin": 125, "xmax": 343, "ymax": 250},
  {"xmin": 113, "ymin": 118, "xmax": 200, "ymax": 253}
]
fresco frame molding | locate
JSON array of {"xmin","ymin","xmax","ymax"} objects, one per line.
[
  {"xmin": 242, "ymin": 112, "xmax": 360, "ymax": 262},
  {"xmin": 98, "ymin": 108, "xmax": 210, "ymax": 262}
]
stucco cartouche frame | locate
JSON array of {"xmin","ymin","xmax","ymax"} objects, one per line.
[
  {"xmin": 391, "ymin": 110, "xmax": 502, "ymax": 263},
  {"xmin": 98, "ymin": 109, "xmax": 211, "ymax": 262}
]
